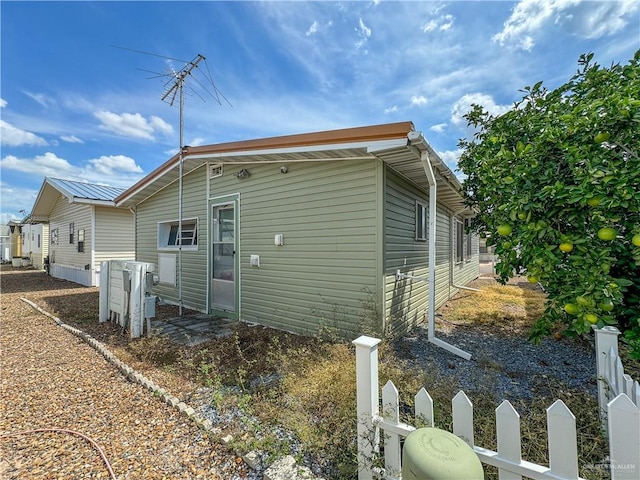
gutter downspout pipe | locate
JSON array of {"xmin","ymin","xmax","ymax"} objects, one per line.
[{"xmin": 409, "ymin": 131, "xmax": 471, "ymax": 361}]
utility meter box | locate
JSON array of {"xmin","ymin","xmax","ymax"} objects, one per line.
[
  {"xmin": 144, "ymin": 295, "xmax": 156, "ymax": 319},
  {"xmin": 402, "ymin": 428, "xmax": 484, "ymax": 480}
]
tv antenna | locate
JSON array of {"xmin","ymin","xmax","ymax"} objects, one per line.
[{"xmin": 114, "ymin": 45, "xmax": 232, "ymax": 315}]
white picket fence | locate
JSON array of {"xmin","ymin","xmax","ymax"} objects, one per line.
[
  {"xmin": 594, "ymin": 326, "xmax": 640, "ymax": 425},
  {"xmin": 353, "ymin": 335, "xmax": 640, "ymax": 480}
]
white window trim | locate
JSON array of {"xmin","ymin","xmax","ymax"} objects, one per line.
[
  {"xmin": 415, "ymin": 200, "xmax": 428, "ymax": 241},
  {"xmin": 157, "ymin": 218, "xmax": 199, "ymax": 251},
  {"xmin": 465, "ymin": 218, "xmax": 473, "ymax": 262},
  {"xmin": 455, "ymin": 219, "xmax": 464, "ymax": 264}
]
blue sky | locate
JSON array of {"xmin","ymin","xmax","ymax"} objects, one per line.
[{"xmin": 1, "ymin": 1, "xmax": 639, "ymax": 223}]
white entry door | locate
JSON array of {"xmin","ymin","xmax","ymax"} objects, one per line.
[{"xmin": 211, "ymin": 202, "xmax": 236, "ymax": 312}]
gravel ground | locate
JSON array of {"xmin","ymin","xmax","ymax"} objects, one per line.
[
  {"xmin": 0, "ymin": 267, "xmax": 250, "ymax": 479},
  {"xmin": 393, "ymin": 277, "xmax": 599, "ymax": 402},
  {"xmin": 395, "ymin": 324, "xmax": 598, "ymax": 401}
]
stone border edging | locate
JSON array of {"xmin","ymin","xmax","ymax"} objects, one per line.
[{"xmin": 19, "ymin": 298, "xmax": 321, "ymax": 480}]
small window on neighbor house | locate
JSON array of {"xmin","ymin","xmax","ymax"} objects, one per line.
[
  {"xmin": 415, "ymin": 201, "xmax": 428, "ymax": 241},
  {"xmin": 69, "ymin": 222, "xmax": 74, "ymax": 244},
  {"xmin": 77, "ymin": 229, "xmax": 85, "ymax": 253},
  {"xmin": 456, "ymin": 220, "xmax": 464, "ymax": 263},
  {"xmin": 51, "ymin": 228, "xmax": 59, "ymax": 245},
  {"xmin": 38, "ymin": 234, "xmax": 41, "ymax": 248},
  {"xmin": 209, "ymin": 164, "xmax": 223, "ymax": 179},
  {"xmin": 158, "ymin": 219, "xmax": 198, "ymax": 249}
]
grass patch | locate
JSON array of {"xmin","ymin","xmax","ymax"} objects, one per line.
[{"xmin": 438, "ymin": 280, "xmax": 547, "ymax": 335}]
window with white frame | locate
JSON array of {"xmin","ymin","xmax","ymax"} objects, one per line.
[
  {"xmin": 415, "ymin": 201, "xmax": 428, "ymax": 241},
  {"xmin": 158, "ymin": 219, "xmax": 198, "ymax": 249},
  {"xmin": 51, "ymin": 228, "xmax": 59, "ymax": 245},
  {"xmin": 455, "ymin": 219, "xmax": 464, "ymax": 263},
  {"xmin": 69, "ymin": 222, "xmax": 74, "ymax": 244},
  {"xmin": 465, "ymin": 218, "xmax": 473, "ymax": 261},
  {"xmin": 77, "ymin": 229, "xmax": 85, "ymax": 253}
]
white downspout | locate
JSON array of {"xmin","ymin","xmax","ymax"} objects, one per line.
[{"xmin": 412, "ymin": 134, "xmax": 472, "ymax": 361}]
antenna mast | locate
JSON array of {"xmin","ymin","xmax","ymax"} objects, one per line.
[
  {"xmin": 164, "ymin": 54, "xmax": 205, "ymax": 316},
  {"xmin": 114, "ymin": 45, "xmax": 230, "ymax": 317}
]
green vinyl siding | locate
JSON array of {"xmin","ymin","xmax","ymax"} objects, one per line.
[
  {"xmin": 383, "ymin": 170, "xmax": 430, "ymax": 335},
  {"xmin": 213, "ymin": 160, "xmax": 380, "ymax": 338},
  {"xmin": 452, "ymin": 220, "xmax": 480, "ymax": 286},
  {"xmin": 383, "ymin": 168, "xmax": 473, "ymax": 336},
  {"xmin": 135, "ymin": 159, "xmax": 381, "ymax": 337},
  {"xmin": 136, "ymin": 165, "xmax": 209, "ymax": 311}
]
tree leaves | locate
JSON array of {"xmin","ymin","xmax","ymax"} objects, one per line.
[{"xmin": 458, "ymin": 50, "xmax": 640, "ymax": 354}]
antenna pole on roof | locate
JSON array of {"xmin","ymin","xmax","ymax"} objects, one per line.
[
  {"xmin": 167, "ymin": 54, "xmax": 204, "ymax": 316},
  {"xmin": 114, "ymin": 46, "xmax": 231, "ymax": 317}
]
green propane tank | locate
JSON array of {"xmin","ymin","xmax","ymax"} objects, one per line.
[{"xmin": 402, "ymin": 428, "xmax": 484, "ymax": 480}]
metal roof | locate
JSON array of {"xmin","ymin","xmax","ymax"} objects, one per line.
[
  {"xmin": 30, "ymin": 177, "xmax": 128, "ymax": 222},
  {"xmin": 47, "ymin": 178, "xmax": 126, "ymax": 201}
]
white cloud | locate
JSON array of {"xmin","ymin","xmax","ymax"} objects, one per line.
[
  {"xmin": 23, "ymin": 91, "xmax": 56, "ymax": 108},
  {"xmin": 437, "ymin": 148, "xmax": 464, "ymax": 178},
  {"xmin": 422, "ymin": 13, "xmax": 455, "ymax": 32},
  {"xmin": 384, "ymin": 105, "xmax": 399, "ymax": 114},
  {"xmin": 355, "ymin": 18, "xmax": 372, "ymax": 49},
  {"xmin": 0, "ymin": 98, "xmax": 6, "ymax": 108},
  {"xmin": 557, "ymin": 0, "xmax": 639, "ymax": 39},
  {"xmin": 430, "ymin": 123, "xmax": 447, "ymax": 133},
  {"xmin": 88, "ymin": 155, "xmax": 143, "ymax": 176},
  {"xmin": 492, "ymin": 0, "xmax": 637, "ymax": 50},
  {"xmin": 94, "ymin": 111, "xmax": 173, "ymax": 140},
  {"xmin": 0, "ymin": 152, "xmax": 73, "ymax": 177},
  {"xmin": 0, "ymin": 152, "xmax": 144, "ymax": 188},
  {"xmin": 60, "ymin": 135, "xmax": 83, "ymax": 143},
  {"xmin": 0, "ymin": 120, "xmax": 48, "ymax": 147},
  {"xmin": 410, "ymin": 95, "xmax": 428, "ymax": 106},
  {"xmin": 451, "ymin": 93, "xmax": 511, "ymax": 126},
  {"xmin": 306, "ymin": 20, "xmax": 319, "ymax": 36},
  {"xmin": 0, "ymin": 182, "xmax": 38, "ymax": 221}
]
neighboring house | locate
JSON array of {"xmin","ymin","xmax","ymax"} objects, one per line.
[
  {"xmin": 6, "ymin": 221, "xmax": 24, "ymax": 262},
  {"xmin": 30, "ymin": 177, "xmax": 135, "ymax": 287},
  {"xmin": 116, "ymin": 121, "xmax": 479, "ymax": 338},
  {"xmin": 0, "ymin": 224, "xmax": 12, "ymax": 262},
  {"xmin": 21, "ymin": 219, "xmax": 49, "ymax": 270}
]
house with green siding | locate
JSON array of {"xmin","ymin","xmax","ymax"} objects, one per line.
[
  {"xmin": 115, "ymin": 122, "xmax": 478, "ymax": 339},
  {"xmin": 30, "ymin": 177, "xmax": 135, "ymax": 287}
]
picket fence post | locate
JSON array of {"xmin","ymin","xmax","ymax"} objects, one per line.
[
  {"xmin": 353, "ymin": 336, "xmax": 381, "ymax": 480},
  {"xmin": 594, "ymin": 326, "xmax": 621, "ymax": 428},
  {"xmin": 608, "ymin": 394, "xmax": 640, "ymax": 480}
]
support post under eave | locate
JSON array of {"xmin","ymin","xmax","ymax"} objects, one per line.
[{"xmin": 419, "ymin": 149, "xmax": 472, "ymax": 361}]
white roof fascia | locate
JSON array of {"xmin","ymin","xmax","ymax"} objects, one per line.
[
  {"xmin": 366, "ymin": 138, "xmax": 409, "ymax": 152},
  {"xmin": 71, "ymin": 198, "xmax": 117, "ymax": 207},
  {"xmin": 184, "ymin": 138, "xmax": 403, "ymax": 162}
]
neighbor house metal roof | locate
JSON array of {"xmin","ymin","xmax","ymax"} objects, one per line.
[
  {"xmin": 30, "ymin": 177, "xmax": 128, "ymax": 222},
  {"xmin": 46, "ymin": 178, "xmax": 126, "ymax": 202}
]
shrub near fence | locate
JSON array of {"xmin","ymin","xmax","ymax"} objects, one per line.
[{"xmin": 353, "ymin": 335, "xmax": 640, "ymax": 480}]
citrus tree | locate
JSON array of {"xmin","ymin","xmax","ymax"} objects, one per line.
[{"xmin": 457, "ymin": 50, "xmax": 640, "ymax": 356}]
